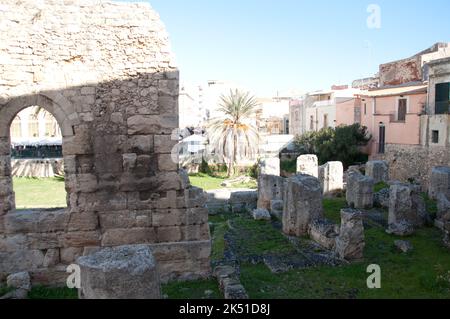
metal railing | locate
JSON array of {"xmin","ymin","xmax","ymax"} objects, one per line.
[{"xmin": 11, "ymin": 145, "xmax": 63, "ymax": 159}]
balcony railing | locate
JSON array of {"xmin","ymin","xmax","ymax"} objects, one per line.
[{"xmin": 436, "ymin": 101, "xmax": 450, "ymax": 114}]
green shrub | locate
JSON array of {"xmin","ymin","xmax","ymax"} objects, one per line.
[
  {"xmin": 199, "ymin": 157, "xmax": 212, "ymax": 175},
  {"xmin": 280, "ymin": 159, "xmax": 297, "ymax": 174},
  {"xmin": 293, "ymin": 124, "xmax": 371, "ymax": 168}
]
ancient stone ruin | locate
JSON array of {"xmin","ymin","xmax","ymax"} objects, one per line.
[
  {"xmin": 257, "ymin": 174, "xmax": 285, "ymax": 219},
  {"xmin": 366, "ymin": 160, "xmax": 389, "ymax": 184},
  {"xmin": 282, "ymin": 174, "xmax": 323, "ymax": 237},
  {"xmin": 319, "ymin": 161, "xmax": 343, "ymax": 195},
  {"xmin": 296, "ymin": 154, "xmax": 318, "ymax": 178},
  {"xmin": 258, "ymin": 157, "xmax": 280, "ymax": 176},
  {"xmin": 429, "ymin": 166, "xmax": 450, "ymax": 200},
  {"xmin": 335, "ymin": 209, "xmax": 365, "ymax": 261},
  {"xmin": 346, "ymin": 170, "xmax": 374, "ymax": 209},
  {"xmin": 0, "ymin": 0, "xmax": 210, "ymax": 285},
  {"xmin": 387, "ymin": 183, "xmax": 428, "ymax": 236},
  {"xmin": 77, "ymin": 245, "xmax": 161, "ymax": 299}
]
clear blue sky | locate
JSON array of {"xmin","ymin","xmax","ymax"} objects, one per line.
[{"xmin": 121, "ymin": 0, "xmax": 450, "ymax": 96}]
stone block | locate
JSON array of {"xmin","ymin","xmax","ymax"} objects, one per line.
[
  {"xmin": 319, "ymin": 161, "xmax": 343, "ymax": 195},
  {"xmin": 77, "ymin": 245, "xmax": 161, "ymax": 299},
  {"xmin": 387, "ymin": 183, "xmax": 428, "ymax": 235},
  {"xmin": 259, "ymin": 157, "xmax": 280, "ymax": 176},
  {"xmin": 429, "ymin": 166, "xmax": 450, "ymax": 200},
  {"xmin": 366, "ymin": 160, "xmax": 389, "ymax": 183},
  {"xmin": 335, "ymin": 209, "xmax": 365, "ymax": 261},
  {"xmin": 346, "ymin": 170, "xmax": 374, "ymax": 209},
  {"xmin": 296, "ymin": 154, "xmax": 318, "ymax": 177},
  {"xmin": 282, "ymin": 174, "xmax": 323, "ymax": 236}
]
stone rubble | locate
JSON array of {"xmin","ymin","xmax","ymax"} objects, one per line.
[
  {"xmin": 213, "ymin": 265, "xmax": 248, "ymax": 299},
  {"xmin": 252, "ymin": 208, "xmax": 271, "ymax": 221},
  {"xmin": 308, "ymin": 219, "xmax": 339, "ymax": 250},
  {"xmin": 394, "ymin": 240, "xmax": 413, "ymax": 253}
]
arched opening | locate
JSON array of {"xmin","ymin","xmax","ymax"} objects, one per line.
[
  {"xmin": 0, "ymin": 93, "xmax": 77, "ymax": 216},
  {"xmin": 10, "ymin": 106, "xmax": 66, "ymax": 210}
]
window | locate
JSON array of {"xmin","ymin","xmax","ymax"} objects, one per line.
[
  {"xmin": 364, "ymin": 103, "xmax": 367, "ymax": 115},
  {"xmin": 432, "ymin": 130, "xmax": 439, "ymax": 144},
  {"xmin": 378, "ymin": 123, "xmax": 386, "ymax": 154},
  {"xmin": 397, "ymin": 98, "xmax": 407, "ymax": 122},
  {"xmin": 28, "ymin": 114, "xmax": 39, "ymax": 138},
  {"xmin": 323, "ymin": 114, "xmax": 328, "ymax": 129},
  {"xmin": 10, "ymin": 116, "xmax": 22, "ymax": 139},
  {"xmin": 310, "ymin": 116, "xmax": 314, "ymax": 131},
  {"xmin": 295, "ymin": 111, "xmax": 299, "ymax": 121},
  {"xmin": 436, "ymin": 82, "xmax": 450, "ymax": 114}
]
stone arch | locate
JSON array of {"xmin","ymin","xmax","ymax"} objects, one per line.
[{"xmin": 0, "ymin": 93, "xmax": 78, "ymax": 139}]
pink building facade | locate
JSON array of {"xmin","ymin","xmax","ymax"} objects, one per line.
[{"xmin": 360, "ymin": 85, "xmax": 427, "ymax": 155}]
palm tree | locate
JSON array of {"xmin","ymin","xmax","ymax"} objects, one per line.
[{"xmin": 208, "ymin": 89, "xmax": 260, "ymax": 177}]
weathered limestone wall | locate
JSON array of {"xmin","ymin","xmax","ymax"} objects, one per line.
[
  {"xmin": 0, "ymin": 0, "xmax": 210, "ymax": 284},
  {"xmin": 371, "ymin": 144, "xmax": 450, "ymax": 189}
]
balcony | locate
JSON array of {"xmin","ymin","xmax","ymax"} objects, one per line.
[{"xmin": 313, "ymin": 99, "xmax": 335, "ymax": 107}]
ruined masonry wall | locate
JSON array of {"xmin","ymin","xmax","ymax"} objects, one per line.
[{"xmin": 0, "ymin": 0, "xmax": 210, "ymax": 284}]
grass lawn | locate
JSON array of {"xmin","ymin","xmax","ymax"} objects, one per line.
[
  {"xmin": 13, "ymin": 177, "xmax": 67, "ymax": 209},
  {"xmin": 165, "ymin": 196, "xmax": 450, "ymax": 299},
  {"xmin": 188, "ymin": 173, "xmax": 257, "ymax": 190}
]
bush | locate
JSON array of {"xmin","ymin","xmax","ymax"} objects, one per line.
[
  {"xmin": 247, "ymin": 163, "xmax": 258, "ymax": 179},
  {"xmin": 293, "ymin": 124, "xmax": 371, "ymax": 168},
  {"xmin": 199, "ymin": 157, "xmax": 212, "ymax": 175},
  {"xmin": 280, "ymin": 159, "xmax": 297, "ymax": 174}
]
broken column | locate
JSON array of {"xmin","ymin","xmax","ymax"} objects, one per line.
[
  {"xmin": 296, "ymin": 154, "xmax": 318, "ymax": 178},
  {"xmin": 429, "ymin": 166, "xmax": 450, "ymax": 200},
  {"xmin": 387, "ymin": 183, "xmax": 428, "ymax": 236},
  {"xmin": 436, "ymin": 193, "xmax": 450, "ymax": 231},
  {"xmin": 282, "ymin": 174, "xmax": 323, "ymax": 237},
  {"xmin": 309, "ymin": 219, "xmax": 339, "ymax": 250},
  {"xmin": 257, "ymin": 174, "xmax": 285, "ymax": 219},
  {"xmin": 259, "ymin": 157, "xmax": 280, "ymax": 176},
  {"xmin": 365, "ymin": 160, "xmax": 389, "ymax": 184},
  {"xmin": 346, "ymin": 170, "xmax": 374, "ymax": 209},
  {"xmin": 77, "ymin": 245, "xmax": 161, "ymax": 299},
  {"xmin": 319, "ymin": 161, "xmax": 343, "ymax": 195},
  {"xmin": 335, "ymin": 209, "xmax": 365, "ymax": 261}
]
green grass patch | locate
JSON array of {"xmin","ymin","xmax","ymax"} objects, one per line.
[
  {"xmin": 13, "ymin": 177, "xmax": 67, "ymax": 209},
  {"xmin": 211, "ymin": 221, "xmax": 229, "ymax": 260},
  {"xmin": 423, "ymin": 193, "xmax": 438, "ymax": 219},
  {"xmin": 0, "ymin": 285, "xmax": 13, "ymax": 296},
  {"xmin": 280, "ymin": 159, "xmax": 297, "ymax": 174},
  {"xmin": 27, "ymin": 286, "xmax": 78, "ymax": 299},
  {"xmin": 374, "ymin": 181, "xmax": 390, "ymax": 193},
  {"xmin": 323, "ymin": 197, "xmax": 348, "ymax": 223},
  {"xmin": 162, "ymin": 279, "xmax": 222, "ymax": 299},
  {"xmin": 230, "ymin": 215, "xmax": 296, "ymax": 256},
  {"xmin": 189, "ymin": 173, "xmax": 256, "ymax": 190}
]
